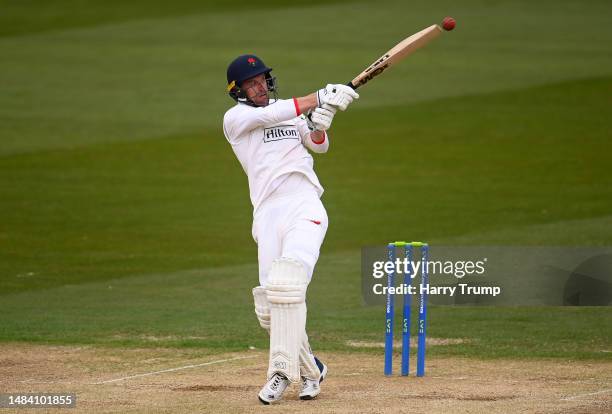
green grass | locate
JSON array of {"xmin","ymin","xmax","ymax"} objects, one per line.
[
  {"xmin": 3, "ymin": 77, "xmax": 610, "ymax": 294},
  {"xmin": 427, "ymin": 307, "xmax": 611, "ymax": 359},
  {"xmin": 0, "ymin": 0, "xmax": 354, "ymax": 37},
  {"xmin": 2, "ymin": 0, "xmax": 611, "ymax": 155},
  {"xmin": 1, "ymin": 254, "xmax": 609, "ymax": 359},
  {"xmin": 1, "ymin": 0, "xmax": 611, "ymax": 360}
]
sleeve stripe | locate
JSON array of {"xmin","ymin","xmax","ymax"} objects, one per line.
[
  {"xmin": 311, "ymin": 131, "xmax": 326, "ymax": 145},
  {"xmin": 293, "ymin": 97, "xmax": 301, "ymax": 116}
]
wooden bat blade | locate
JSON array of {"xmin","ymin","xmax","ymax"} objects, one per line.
[{"xmin": 349, "ymin": 24, "xmax": 442, "ymax": 89}]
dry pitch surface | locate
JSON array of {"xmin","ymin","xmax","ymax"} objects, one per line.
[{"xmin": 1, "ymin": 344, "xmax": 610, "ymax": 413}]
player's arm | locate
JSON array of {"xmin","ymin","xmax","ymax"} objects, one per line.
[
  {"xmin": 297, "ymin": 106, "xmax": 336, "ymax": 153},
  {"xmin": 305, "ymin": 130, "xmax": 329, "ymax": 154},
  {"xmin": 294, "ymin": 94, "xmax": 318, "ymax": 115},
  {"xmin": 225, "ymin": 98, "xmax": 300, "ymax": 138},
  {"xmin": 226, "ymin": 85, "xmax": 358, "ymax": 138},
  {"xmin": 298, "ymin": 117, "xmax": 329, "ymax": 154},
  {"xmin": 310, "ymin": 130, "xmax": 327, "ymax": 145},
  {"xmin": 295, "ymin": 83, "xmax": 360, "ymax": 117}
]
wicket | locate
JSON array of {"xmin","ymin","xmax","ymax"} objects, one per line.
[{"xmin": 384, "ymin": 241, "xmax": 429, "ymax": 377}]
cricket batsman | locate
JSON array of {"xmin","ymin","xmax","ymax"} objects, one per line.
[{"xmin": 222, "ymin": 54, "xmax": 358, "ymax": 404}]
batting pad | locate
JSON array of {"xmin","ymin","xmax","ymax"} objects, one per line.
[
  {"xmin": 252, "ymin": 286, "xmax": 271, "ymax": 332},
  {"xmin": 300, "ymin": 332, "xmax": 321, "ymax": 380},
  {"xmin": 253, "ymin": 285, "xmax": 321, "ymax": 380},
  {"xmin": 265, "ymin": 258, "xmax": 308, "ymax": 383}
]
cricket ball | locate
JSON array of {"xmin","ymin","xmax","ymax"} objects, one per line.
[{"xmin": 442, "ymin": 17, "xmax": 456, "ymax": 31}]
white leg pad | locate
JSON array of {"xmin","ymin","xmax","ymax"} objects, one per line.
[
  {"xmin": 252, "ymin": 286, "xmax": 270, "ymax": 332},
  {"xmin": 300, "ymin": 332, "xmax": 321, "ymax": 380},
  {"xmin": 254, "ymin": 285, "xmax": 321, "ymax": 380},
  {"xmin": 265, "ymin": 258, "xmax": 308, "ymax": 383}
]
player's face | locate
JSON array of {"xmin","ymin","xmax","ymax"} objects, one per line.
[{"xmin": 242, "ymin": 74, "xmax": 269, "ymax": 106}]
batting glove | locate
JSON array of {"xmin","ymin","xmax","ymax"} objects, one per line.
[
  {"xmin": 306, "ymin": 104, "xmax": 336, "ymax": 131},
  {"xmin": 316, "ymin": 84, "xmax": 359, "ymax": 111}
]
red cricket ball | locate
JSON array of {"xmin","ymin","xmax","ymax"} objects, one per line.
[{"xmin": 442, "ymin": 17, "xmax": 456, "ymax": 31}]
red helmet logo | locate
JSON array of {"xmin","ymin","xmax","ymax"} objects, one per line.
[{"xmin": 247, "ymin": 57, "xmax": 257, "ymax": 66}]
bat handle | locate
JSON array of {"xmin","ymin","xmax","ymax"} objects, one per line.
[{"xmin": 346, "ymin": 81, "xmax": 358, "ymax": 90}]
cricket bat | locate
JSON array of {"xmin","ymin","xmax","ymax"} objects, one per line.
[{"xmin": 347, "ymin": 24, "xmax": 443, "ymax": 89}]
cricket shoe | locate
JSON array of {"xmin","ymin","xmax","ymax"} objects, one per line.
[
  {"xmin": 299, "ymin": 357, "xmax": 328, "ymax": 400},
  {"xmin": 258, "ymin": 373, "xmax": 290, "ymax": 405}
]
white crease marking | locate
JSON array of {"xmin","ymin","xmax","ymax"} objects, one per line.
[
  {"xmin": 560, "ymin": 388, "xmax": 612, "ymax": 401},
  {"xmin": 93, "ymin": 355, "xmax": 257, "ymax": 385}
]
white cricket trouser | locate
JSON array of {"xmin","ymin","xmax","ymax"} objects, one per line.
[{"xmin": 252, "ymin": 188, "xmax": 328, "ymax": 286}]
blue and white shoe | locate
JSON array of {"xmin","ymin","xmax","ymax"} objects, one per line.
[
  {"xmin": 258, "ymin": 373, "xmax": 290, "ymax": 405},
  {"xmin": 299, "ymin": 357, "xmax": 328, "ymax": 400}
]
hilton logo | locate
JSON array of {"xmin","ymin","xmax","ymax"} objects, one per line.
[{"xmin": 263, "ymin": 125, "xmax": 300, "ymax": 143}]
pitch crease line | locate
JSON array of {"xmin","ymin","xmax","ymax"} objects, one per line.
[
  {"xmin": 93, "ymin": 355, "xmax": 257, "ymax": 384},
  {"xmin": 560, "ymin": 388, "xmax": 612, "ymax": 401}
]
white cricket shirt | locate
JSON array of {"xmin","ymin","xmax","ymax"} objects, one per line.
[{"xmin": 222, "ymin": 98, "xmax": 328, "ymax": 213}]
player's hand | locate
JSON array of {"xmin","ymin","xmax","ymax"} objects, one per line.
[
  {"xmin": 322, "ymin": 103, "xmax": 337, "ymax": 115},
  {"xmin": 316, "ymin": 84, "xmax": 359, "ymax": 111},
  {"xmin": 307, "ymin": 104, "xmax": 336, "ymax": 131}
]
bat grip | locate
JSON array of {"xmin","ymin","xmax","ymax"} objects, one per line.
[{"xmin": 346, "ymin": 81, "xmax": 358, "ymax": 90}]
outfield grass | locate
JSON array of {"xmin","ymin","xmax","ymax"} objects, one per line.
[
  {"xmin": 2, "ymin": 77, "xmax": 611, "ymax": 293},
  {"xmin": 1, "ymin": 253, "xmax": 610, "ymax": 360},
  {"xmin": 1, "ymin": 0, "xmax": 611, "ymax": 360}
]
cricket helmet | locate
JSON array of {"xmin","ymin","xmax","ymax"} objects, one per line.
[{"xmin": 226, "ymin": 54, "xmax": 277, "ymax": 107}]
